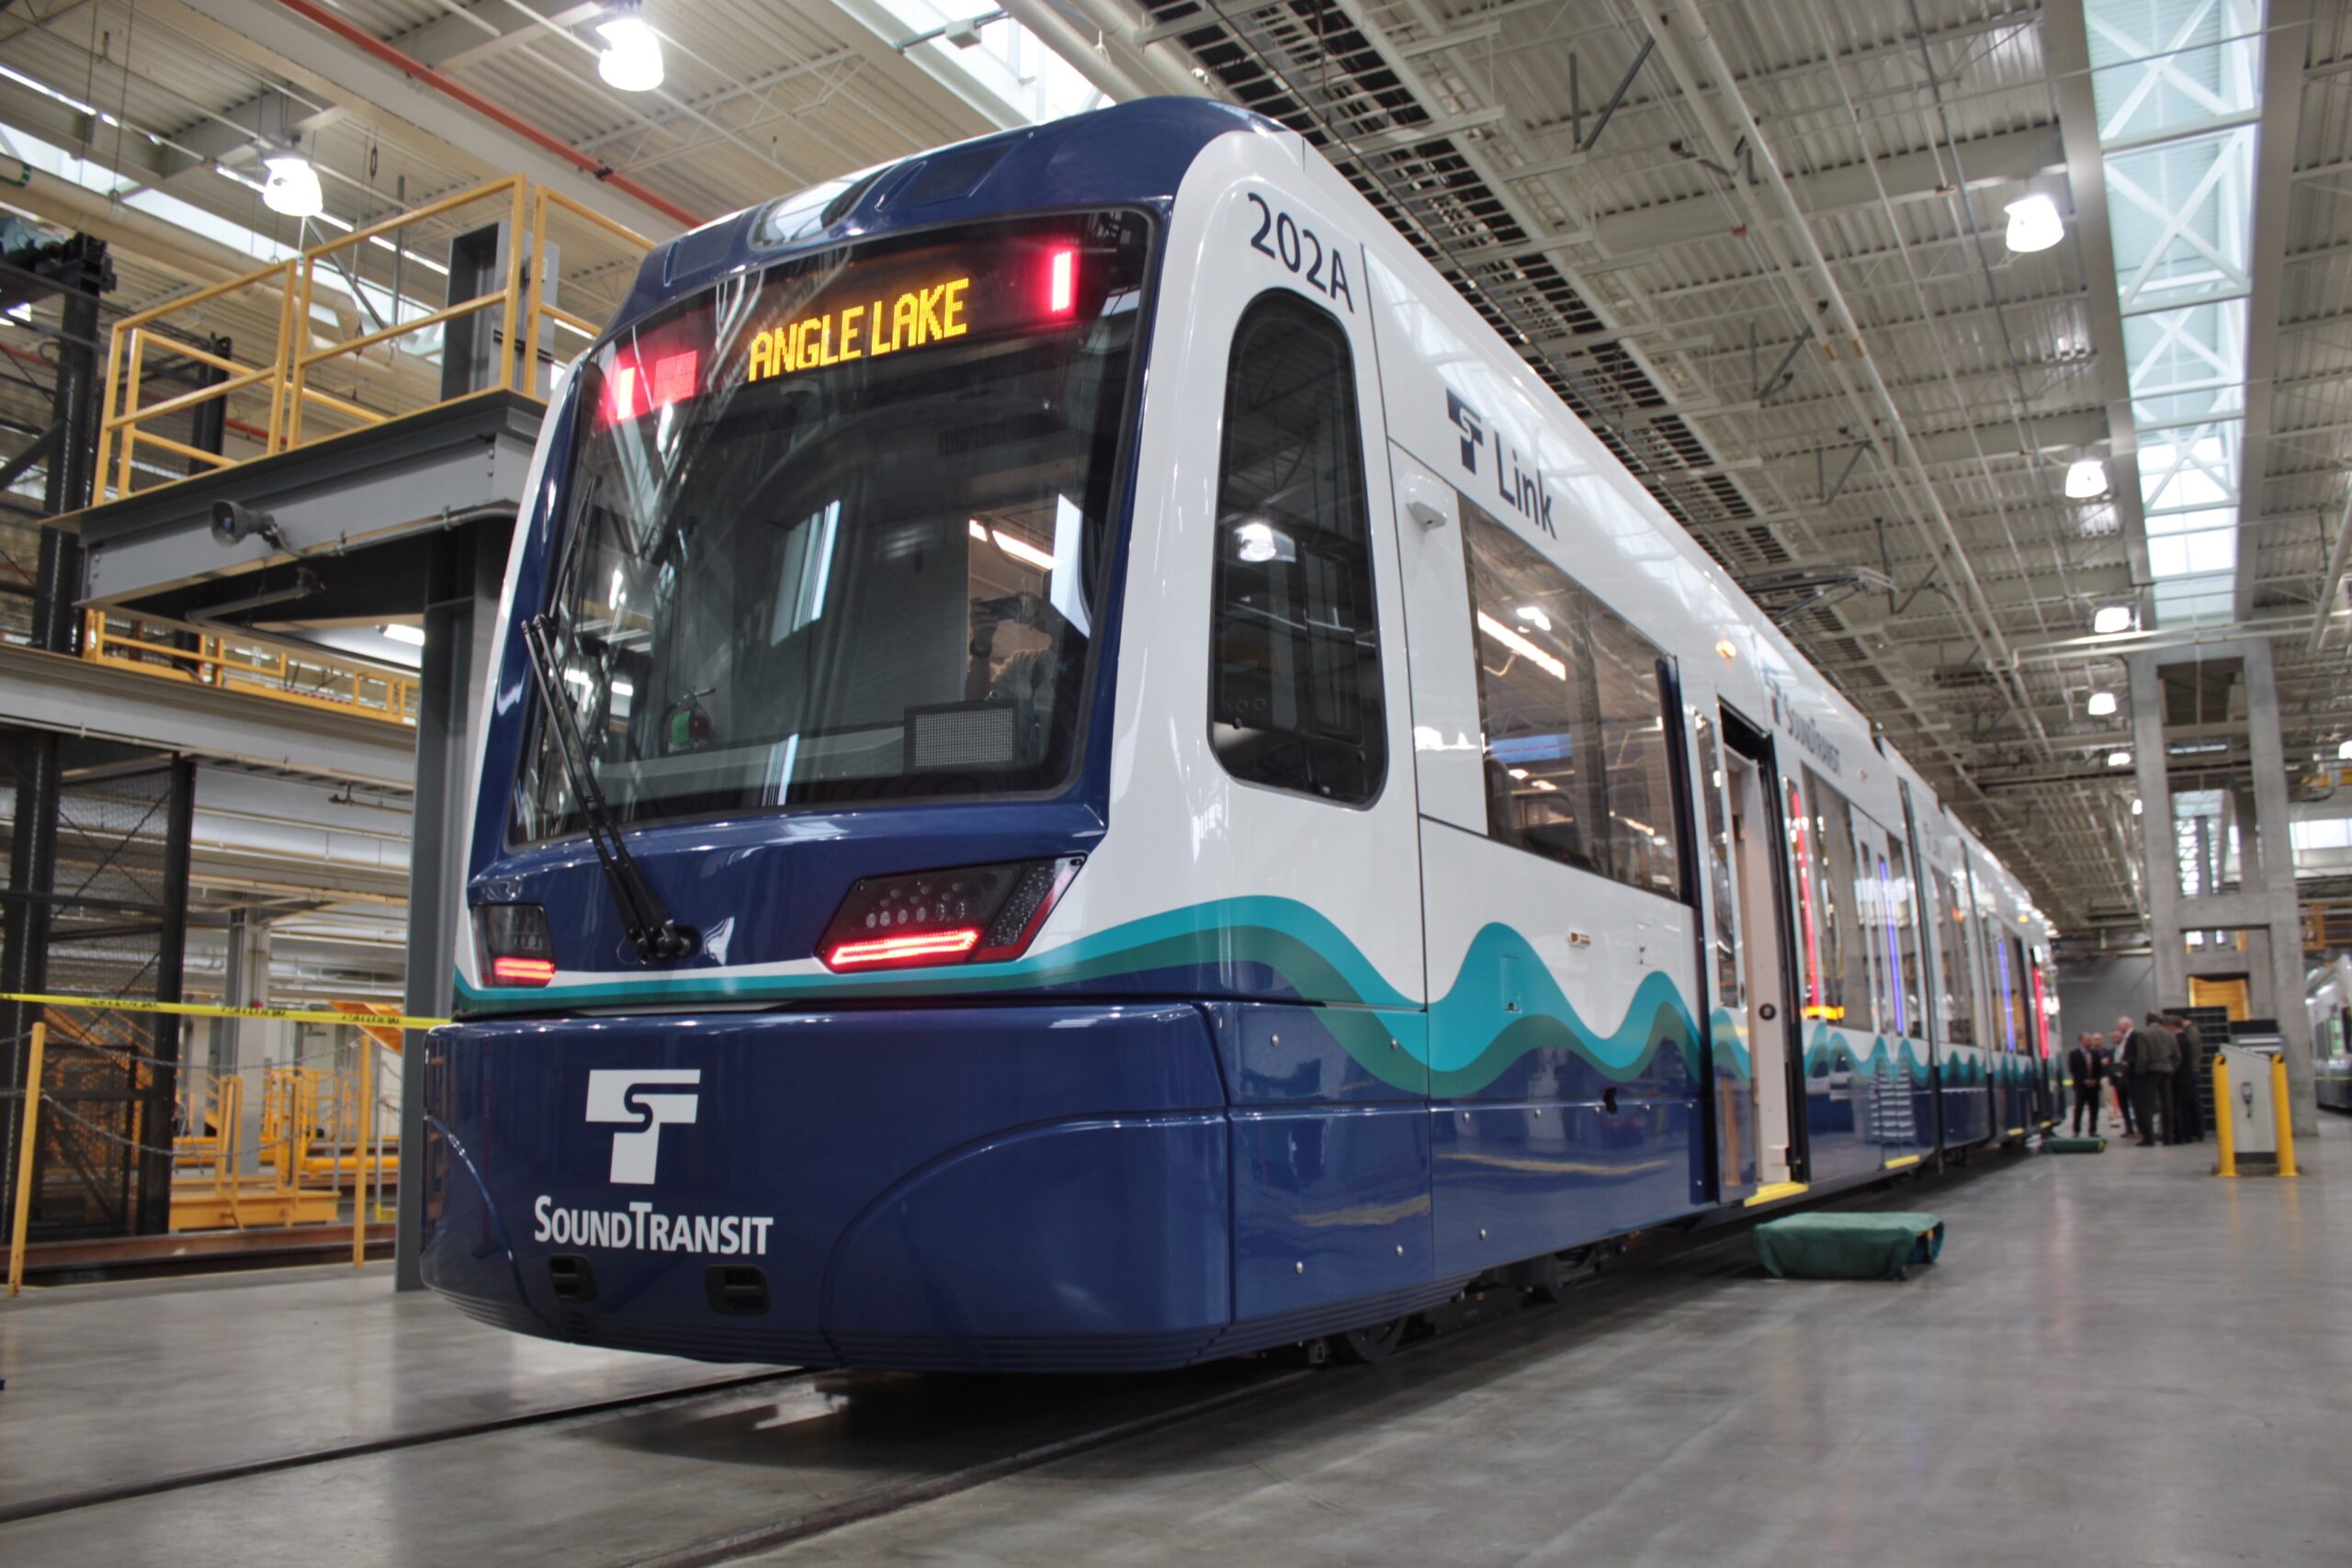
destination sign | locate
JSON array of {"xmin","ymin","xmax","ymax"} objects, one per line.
[{"xmin": 747, "ymin": 276, "xmax": 973, "ymax": 382}]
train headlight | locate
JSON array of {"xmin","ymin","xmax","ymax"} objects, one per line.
[
  {"xmin": 476, "ymin": 902, "xmax": 557, "ymax": 986},
  {"xmin": 819, "ymin": 856, "xmax": 1083, "ymax": 972}
]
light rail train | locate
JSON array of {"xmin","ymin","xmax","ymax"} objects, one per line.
[{"xmin": 423, "ymin": 99, "xmax": 2057, "ymax": 1371}]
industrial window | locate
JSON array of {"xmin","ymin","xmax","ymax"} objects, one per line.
[
  {"xmin": 1207, "ymin": 292, "xmax": 1385, "ymax": 805},
  {"xmin": 1460, "ymin": 499, "xmax": 1681, "ymax": 897}
]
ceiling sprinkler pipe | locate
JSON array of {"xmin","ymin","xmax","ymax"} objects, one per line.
[{"xmin": 272, "ymin": 0, "xmax": 699, "ymax": 230}]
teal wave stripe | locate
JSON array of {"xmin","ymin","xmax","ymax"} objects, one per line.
[
  {"xmin": 1800, "ymin": 1023, "xmax": 1933, "ymax": 1085},
  {"xmin": 1423, "ymin": 924, "xmax": 1698, "ymax": 1095}
]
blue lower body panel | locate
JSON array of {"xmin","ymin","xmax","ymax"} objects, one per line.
[
  {"xmin": 424, "ymin": 1002, "xmax": 1711, "ymax": 1371},
  {"xmin": 423, "ymin": 1004, "xmax": 1236, "ymax": 1371}
]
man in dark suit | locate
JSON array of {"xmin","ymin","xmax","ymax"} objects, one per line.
[
  {"xmin": 2066, "ymin": 1032, "xmax": 2107, "ymax": 1136},
  {"xmin": 2129, "ymin": 1011, "xmax": 2178, "ymax": 1146},
  {"xmin": 2126, "ymin": 1020, "xmax": 2144, "ymax": 1142},
  {"xmin": 2167, "ymin": 1014, "xmax": 2206, "ymax": 1143}
]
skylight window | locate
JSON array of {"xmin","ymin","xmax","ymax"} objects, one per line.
[{"xmin": 2084, "ymin": 0, "xmax": 2266, "ymax": 626}]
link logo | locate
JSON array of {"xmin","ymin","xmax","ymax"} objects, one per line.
[
  {"xmin": 1443, "ymin": 387, "xmax": 1556, "ymax": 536},
  {"xmin": 585, "ymin": 1068, "xmax": 700, "ymax": 1185}
]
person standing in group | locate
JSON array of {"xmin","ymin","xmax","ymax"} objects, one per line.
[
  {"xmin": 2110, "ymin": 1018, "xmax": 2139, "ymax": 1139},
  {"xmin": 2129, "ymin": 1010, "xmax": 2179, "ymax": 1146},
  {"xmin": 2066, "ymin": 1032, "xmax": 2108, "ymax": 1136},
  {"xmin": 2167, "ymin": 1013, "xmax": 2206, "ymax": 1143}
]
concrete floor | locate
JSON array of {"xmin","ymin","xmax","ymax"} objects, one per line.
[
  {"xmin": 3, "ymin": 1128, "xmax": 2347, "ymax": 1567},
  {"xmin": 752, "ymin": 1131, "xmax": 2352, "ymax": 1568}
]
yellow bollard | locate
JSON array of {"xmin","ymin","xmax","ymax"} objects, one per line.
[
  {"xmin": 2271, "ymin": 1052, "xmax": 2298, "ymax": 1179},
  {"xmin": 352, "ymin": 1035, "xmax": 375, "ymax": 1267},
  {"xmin": 7, "ymin": 1022, "xmax": 47, "ymax": 1297},
  {"xmin": 2213, "ymin": 1052, "xmax": 2236, "ymax": 1179}
]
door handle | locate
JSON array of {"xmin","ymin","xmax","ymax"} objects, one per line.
[{"xmin": 1758, "ymin": 1003, "xmax": 1778, "ymax": 1021}]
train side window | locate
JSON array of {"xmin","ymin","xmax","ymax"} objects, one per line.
[
  {"xmin": 1798, "ymin": 766, "xmax": 1864, "ymax": 1023},
  {"xmin": 1940, "ymin": 865, "xmax": 1978, "ymax": 1045},
  {"xmin": 1885, "ymin": 837, "xmax": 1923, "ymax": 1033},
  {"xmin": 1460, "ymin": 498, "xmax": 1608, "ymax": 876},
  {"xmin": 1207, "ymin": 291, "xmax": 1385, "ymax": 804},
  {"xmin": 1458, "ymin": 500, "xmax": 1681, "ymax": 896},
  {"xmin": 1589, "ymin": 611, "xmax": 1682, "ymax": 897}
]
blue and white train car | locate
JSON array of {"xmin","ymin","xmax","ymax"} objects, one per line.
[{"xmin": 423, "ymin": 99, "xmax": 2052, "ymax": 1371}]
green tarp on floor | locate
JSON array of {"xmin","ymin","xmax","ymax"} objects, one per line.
[{"xmin": 1753, "ymin": 1212, "xmax": 1944, "ymax": 1281}]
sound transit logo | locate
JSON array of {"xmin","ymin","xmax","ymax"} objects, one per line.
[
  {"xmin": 585, "ymin": 1067, "xmax": 702, "ymax": 1185},
  {"xmin": 529, "ymin": 1068, "xmax": 776, "ymax": 1258}
]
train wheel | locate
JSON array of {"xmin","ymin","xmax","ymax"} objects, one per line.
[{"xmin": 1326, "ymin": 1315, "xmax": 1409, "ymax": 1364}]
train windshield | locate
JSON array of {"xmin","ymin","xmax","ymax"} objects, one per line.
[{"xmin": 514, "ymin": 210, "xmax": 1152, "ymax": 841}]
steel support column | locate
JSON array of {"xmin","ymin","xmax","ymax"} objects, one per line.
[
  {"xmin": 395, "ymin": 519, "xmax": 508, "ymax": 1290},
  {"xmin": 2241, "ymin": 641, "xmax": 2315, "ymax": 1132},
  {"xmin": 0, "ymin": 235, "xmax": 108, "ymax": 1225},
  {"xmin": 2128, "ymin": 654, "xmax": 2182, "ymax": 1000},
  {"xmin": 134, "ymin": 756, "xmax": 196, "ymax": 1234}
]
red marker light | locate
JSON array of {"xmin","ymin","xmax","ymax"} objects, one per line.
[
  {"xmin": 651, "ymin": 349, "xmax": 699, "ymax": 408},
  {"xmin": 1046, "ymin": 246, "xmax": 1076, "ymax": 315},
  {"xmin": 825, "ymin": 928, "xmax": 981, "ymax": 970},
  {"xmin": 490, "ymin": 955, "xmax": 558, "ymax": 987}
]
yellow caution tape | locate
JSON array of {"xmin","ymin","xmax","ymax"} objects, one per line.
[{"xmin": 0, "ymin": 990, "xmax": 449, "ymax": 1031}]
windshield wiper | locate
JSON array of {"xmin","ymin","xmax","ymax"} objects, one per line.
[{"xmin": 519, "ymin": 614, "xmax": 697, "ymax": 962}]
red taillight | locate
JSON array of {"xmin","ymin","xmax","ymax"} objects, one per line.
[
  {"xmin": 1046, "ymin": 246, "xmax": 1076, "ymax": 315},
  {"xmin": 476, "ymin": 902, "xmax": 557, "ymax": 986},
  {"xmin": 826, "ymin": 928, "xmax": 981, "ymax": 970},
  {"xmin": 817, "ymin": 857, "xmax": 1081, "ymax": 974}
]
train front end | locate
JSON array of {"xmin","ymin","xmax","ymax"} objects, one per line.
[{"xmin": 422, "ymin": 111, "xmax": 1250, "ymax": 1371}]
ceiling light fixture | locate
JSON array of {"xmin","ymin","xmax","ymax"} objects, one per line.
[
  {"xmin": 379, "ymin": 623, "xmax": 424, "ymax": 647},
  {"xmin": 2086, "ymin": 690, "xmax": 2117, "ymax": 717},
  {"xmin": 2340, "ymin": 738, "xmax": 2352, "ymax": 761},
  {"xmin": 261, "ymin": 152, "xmax": 323, "ymax": 219},
  {"xmin": 2092, "ymin": 604, "xmax": 2134, "ymax": 636},
  {"xmin": 2108, "ymin": 750, "xmax": 2132, "ymax": 768},
  {"xmin": 2131, "ymin": 797, "xmax": 2143, "ymax": 817},
  {"xmin": 596, "ymin": 5, "xmax": 664, "ymax": 93},
  {"xmin": 2004, "ymin": 192, "xmax": 2064, "ymax": 254},
  {"xmin": 2064, "ymin": 457, "xmax": 2109, "ymax": 499}
]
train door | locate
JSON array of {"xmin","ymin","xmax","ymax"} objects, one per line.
[
  {"xmin": 1693, "ymin": 710, "xmax": 1758, "ymax": 1202},
  {"xmin": 1719, "ymin": 707, "xmax": 1805, "ymax": 1195}
]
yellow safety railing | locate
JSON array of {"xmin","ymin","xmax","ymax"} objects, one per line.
[
  {"xmin": 93, "ymin": 174, "xmax": 650, "ymax": 502},
  {"xmin": 82, "ymin": 611, "xmax": 419, "ymax": 726},
  {"xmin": 3, "ymin": 991, "xmax": 433, "ymax": 1290}
]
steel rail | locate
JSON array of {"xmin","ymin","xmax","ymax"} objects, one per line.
[{"xmin": 0, "ymin": 1369, "xmax": 812, "ymax": 1527}]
